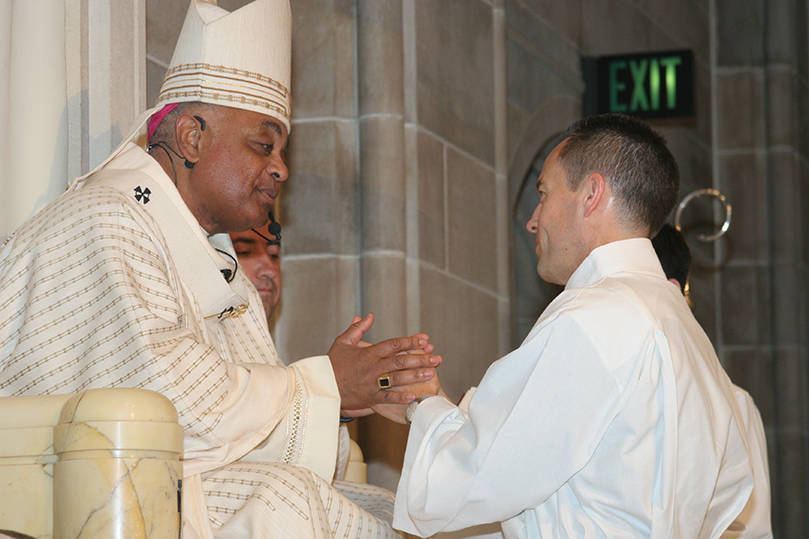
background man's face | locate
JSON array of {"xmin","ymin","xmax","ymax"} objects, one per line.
[{"xmin": 230, "ymin": 231, "xmax": 281, "ymax": 319}]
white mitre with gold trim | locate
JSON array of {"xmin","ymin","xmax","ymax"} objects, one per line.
[
  {"xmin": 69, "ymin": 0, "xmax": 292, "ymax": 189},
  {"xmin": 156, "ymin": 0, "xmax": 292, "ymax": 133}
]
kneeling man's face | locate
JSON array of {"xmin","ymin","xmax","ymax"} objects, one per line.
[{"xmin": 525, "ymin": 141, "xmax": 588, "ymax": 286}]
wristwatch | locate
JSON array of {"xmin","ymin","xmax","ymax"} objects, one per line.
[{"xmin": 406, "ymin": 395, "xmax": 438, "ymax": 425}]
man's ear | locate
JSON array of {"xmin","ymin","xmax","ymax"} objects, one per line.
[
  {"xmin": 582, "ymin": 172, "xmax": 607, "ymax": 218},
  {"xmin": 175, "ymin": 113, "xmax": 203, "ymax": 167}
]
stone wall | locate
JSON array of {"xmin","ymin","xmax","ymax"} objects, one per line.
[{"xmin": 713, "ymin": 0, "xmax": 809, "ymax": 535}]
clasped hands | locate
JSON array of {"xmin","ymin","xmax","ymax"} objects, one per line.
[{"xmin": 329, "ymin": 313, "xmax": 443, "ymax": 424}]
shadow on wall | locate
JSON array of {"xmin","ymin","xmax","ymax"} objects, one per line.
[
  {"xmin": 507, "ymin": 96, "xmax": 579, "ymax": 348},
  {"xmin": 511, "ymin": 133, "xmax": 565, "ymax": 347}
]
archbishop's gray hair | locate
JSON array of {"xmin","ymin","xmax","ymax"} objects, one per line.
[{"xmin": 150, "ymin": 101, "xmax": 218, "ymax": 144}]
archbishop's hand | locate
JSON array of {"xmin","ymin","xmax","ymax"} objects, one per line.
[
  {"xmin": 370, "ymin": 374, "xmax": 447, "ymax": 424},
  {"xmin": 328, "ymin": 313, "xmax": 441, "ymax": 413}
]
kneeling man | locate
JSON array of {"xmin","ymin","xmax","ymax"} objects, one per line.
[{"xmin": 392, "ymin": 114, "xmax": 754, "ymax": 539}]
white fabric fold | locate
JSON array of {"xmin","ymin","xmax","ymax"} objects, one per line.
[{"xmin": 394, "ymin": 239, "xmax": 753, "ymax": 539}]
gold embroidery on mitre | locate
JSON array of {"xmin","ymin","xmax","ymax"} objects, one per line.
[
  {"xmin": 156, "ymin": 89, "xmax": 290, "ymax": 119},
  {"xmin": 158, "ymin": 81, "xmax": 289, "ymax": 115},
  {"xmin": 162, "ymin": 63, "xmax": 288, "ymax": 96}
]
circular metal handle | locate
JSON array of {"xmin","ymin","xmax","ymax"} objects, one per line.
[{"xmin": 674, "ymin": 188, "xmax": 732, "ymax": 242}]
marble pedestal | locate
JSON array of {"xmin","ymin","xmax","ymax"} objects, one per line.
[{"xmin": 0, "ymin": 389, "xmax": 182, "ymax": 539}]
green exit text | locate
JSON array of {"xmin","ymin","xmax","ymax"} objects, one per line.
[
  {"xmin": 587, "ymin": 49, "xmax": 695, "ymax": 120},
  {"xmin": 608, "ymin": 56, "xmax": 682, "ymax": 113}
]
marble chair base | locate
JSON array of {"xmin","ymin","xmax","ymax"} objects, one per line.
[{"xmin": 0, "ymin": 389, "xmax": 182, "ymax": 539}]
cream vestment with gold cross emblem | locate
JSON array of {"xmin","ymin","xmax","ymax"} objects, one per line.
[{"xmin": 0, "ymin": 142, "xmax": 399, "ymax": 539}]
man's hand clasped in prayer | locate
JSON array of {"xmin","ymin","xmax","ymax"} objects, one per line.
[{"xmin": 328, "ymin": 313, "xmax": 442, "ymax": 417}]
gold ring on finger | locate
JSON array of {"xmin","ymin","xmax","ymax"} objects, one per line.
[{"xmin": 377, "ymin": 374, "xmax": 392, "ymax": 389}]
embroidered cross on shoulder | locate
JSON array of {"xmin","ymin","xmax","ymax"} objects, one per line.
[{"xmin": 134, "ymin": 186, "xmax": 152, "ymax": 204}]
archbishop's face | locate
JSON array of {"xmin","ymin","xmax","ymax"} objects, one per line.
[{"xmin": 188, "ymin": 107, "xmax": 289, "ymax": 235}]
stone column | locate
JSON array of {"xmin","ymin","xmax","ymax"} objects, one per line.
[
  {"xmin": 274, "ymin": 0, "xmax": 361, "ymax": 361},
  {"xmin": 713, "ymin": 0, "xmax": 809, "ymax": 535},
  {"xmin": 355, "ymin": 0, "xmax": 409, "ymax": 492},
  {"xmin": 66, "ymin": 0, "xmax": 147, "ymax": 176},
  {"xmin": 405, "ymin": 0, "xmax": 500, "ymax": 410}
]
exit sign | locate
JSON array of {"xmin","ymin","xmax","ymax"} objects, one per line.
[{"xmin": 583, "ymin": 50, "xmax": 695, "ymax": 120}]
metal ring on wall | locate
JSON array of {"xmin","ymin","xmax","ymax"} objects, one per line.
[{"xmin": 674, "ymin": 188, "xmax": 732, "ymax": 242}]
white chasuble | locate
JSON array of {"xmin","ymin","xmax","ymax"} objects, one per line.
[{"xmin": 0, "ymin": 143, "xmax": 399, "ymax": 539}]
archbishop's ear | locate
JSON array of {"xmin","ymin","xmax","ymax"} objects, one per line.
[
  {"xmin": 175, "ymin": 113, "xmax": 203, "ymax": 168},
  {"xmin": 582, "ymin": 172, "xmax": 607, "ymax": 218}
]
